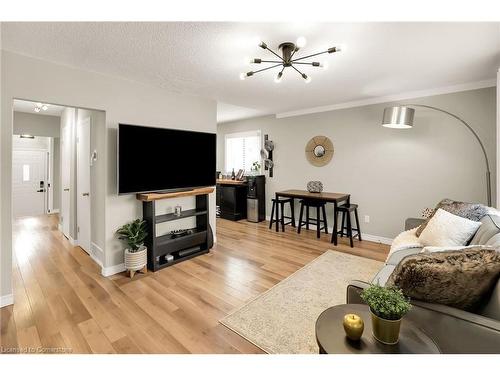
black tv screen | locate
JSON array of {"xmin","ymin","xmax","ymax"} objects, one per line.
[{"xmin": 118, "ymin": 124, "xmax": 216, "ymax": 194}]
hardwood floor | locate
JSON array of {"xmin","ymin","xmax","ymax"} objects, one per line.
[{"xmin": 1, "ymin": 214, "xmax": 389, "ymax": 353}]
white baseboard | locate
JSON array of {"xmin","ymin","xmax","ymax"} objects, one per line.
[
  {"xmin": 264, "ymin": 216, "xmax": 393, "ymax": 245},
  {"xmin": 0, "ymin": 294, "xmax": 14, "ymax": 308},
  {"xmin": 49, "ymin": 209, "xmax": 60, "ymax": 214},
  {"xmin": 360, "ymin": 233, "xmax": 393, "ymax": 245},
  {"xmin": 101, "ymin": 263, "xmax": 126, "ymax": 277},
  {"xmin": 90, "ymin": 242, "xmax": 104, "ymax": 267},
  {"xmin": 68, "ymin": 236, "xmax": 78, "ymax": 246}
]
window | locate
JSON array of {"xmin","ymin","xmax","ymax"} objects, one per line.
[
  {"xmin": 23, "ymin": 164, "xmax": 30, "ymax": 182},
  {"xmin": 224, "ymin": 130, "xmax": 261, "ymax": 173}
]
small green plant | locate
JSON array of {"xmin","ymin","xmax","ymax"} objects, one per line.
[
  {"xmin": 116, "ymin": 219, "xmax": 147, "ymax": 252},
  {"xmin": 251, "ymin": 161, "xmax": 261, "ymax": 172},
  {"xmin": 360, "ymin": 284, "xmax": 411, "ymax": 320}
]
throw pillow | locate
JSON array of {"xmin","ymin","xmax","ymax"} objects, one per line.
[
  {"xmin": 421, "ymin": 207, "xmax": 434, "ymax": 219},
  {"xmin": 386, "ymin": 248, "xmax": 500, "ymax": 311},
  {"xmin": 418, "ymin": 208, "xmax": 481, "ymax": 247},
  {"xmin": 415, "ymin": 198, "xmax": 488, "ymax": 237}
]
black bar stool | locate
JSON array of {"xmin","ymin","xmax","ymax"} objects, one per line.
[
  {"xmin": 336, "ymin": 203, "xmax": 362, "ymax": 247},
  {"xmin": 297, "ymin": 199, "xmax": 328, "ymax": 239},
  {"xmin": 269, "ymin": 198, "xmax": 295, "ymax": 231}
]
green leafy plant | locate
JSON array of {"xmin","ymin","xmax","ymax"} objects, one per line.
[
  {"xmin": 251, "ymin": 161, "xmax": 261, "ymax": 172},
  {"xmin": 116, "ymin": 219, "xmax": 148, "ymax": 252},
  {"xmin": 360, "ymin": 284, "xmax": 411, "ymax": 320}
]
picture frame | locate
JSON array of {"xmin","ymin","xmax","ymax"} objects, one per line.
[{"xmin": 235, "ymin": 169, "xmax": 244, "ymax": 180}]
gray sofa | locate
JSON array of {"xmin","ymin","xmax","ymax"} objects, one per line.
[{"xmin": 347, "ymin": 214, "xmax": 500, "ymax": 353}]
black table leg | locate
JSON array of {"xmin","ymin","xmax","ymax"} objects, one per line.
[
  {"xmin": 275, "ymin": 193, "xmax": 280, "ymax": 232},
  {"xmin": 332, "ymin": 201, "xmax": 338, "ymax": 245}
]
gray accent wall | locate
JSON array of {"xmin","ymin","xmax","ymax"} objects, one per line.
[{"xmin": 217, "ymin": 87, "xmax": 496, "ymax": 239}]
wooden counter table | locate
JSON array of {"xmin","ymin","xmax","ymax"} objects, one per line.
[{"xmin": 274, "ymin": 189, "xmax": 350, "ymax": 245}]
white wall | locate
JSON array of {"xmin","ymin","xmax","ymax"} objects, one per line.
[
  {"xmin": 13, "ymin": 111, "xmax": 60, "ymax": 137},
  {"xmin": 497, "ymin": 68, "xmax": 500, "ymax": 209},
  {"xmin": 1, "ymin": 51, "xmax": 216, "ymax": 301},
  {"xmin": 218, "ymin": 87, "xmax": 496, "ymax": 240}
]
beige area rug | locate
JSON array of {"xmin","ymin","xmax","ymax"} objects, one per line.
[{"xmin": 219, "ymin": 250, "xmax": 383, "ymax": 354}]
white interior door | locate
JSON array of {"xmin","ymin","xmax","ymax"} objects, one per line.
[
  {"xmin": 61, "ymin": 112, "xmax": 72, "ymax": 238},
  {"xmin": 13, "ymin": 150, "xmax": 47, "ymax": 218},
  {"xmin": 77, "ymin": 117, "xmax": 91, "ymax": 254}
]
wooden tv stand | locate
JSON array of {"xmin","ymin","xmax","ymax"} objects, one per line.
[{"xmin": 137, "ymin": 187, "xmax": 214, "ymax": 271}]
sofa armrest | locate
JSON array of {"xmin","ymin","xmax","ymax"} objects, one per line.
[
  {"xmin": 407, "ymin": 300, "xmax": 500, "ymax": 353},
  {"xmin": 346, "ymin": 280, "xmax": 371, "ymax": 304},
  {"xmin": 405, "ymin": 217, "xmax": 425, "ymax": 231},
  {"xmin": 411, "ymin": 300, "xmax": 500, "ymax": 332}
]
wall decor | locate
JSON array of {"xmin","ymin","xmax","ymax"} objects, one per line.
[
  {"xmin": 305, "ymin": 136, "xmax": 334, "ymax": 167},
  {"xmin": 261, "ymin": 134, "xmax": 274, "ymax": 177}
]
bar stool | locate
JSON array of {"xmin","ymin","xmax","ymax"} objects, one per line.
[
  {"xmin": 336, "ymin": 203, "xmax": 362, "ymax": 247},
  {"xmin": 297, "ymin": 199, "xmax": 328, "ymax": 239},
  {"xmin": 269, "ymin": 198, "xmax": 295, "ymax": 231}
]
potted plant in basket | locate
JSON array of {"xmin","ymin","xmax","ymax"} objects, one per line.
[
  {"xmin": 116, "ymin": 219, "xmax": 148, "ymax": 278},
  {"xmin": 360, "ymin": 284, "xmax": 412, "ymax": 345}
]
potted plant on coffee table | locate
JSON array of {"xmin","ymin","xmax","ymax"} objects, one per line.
[
  {"xmin": 360, "ymin": 284, "xmax": 412, "ymax": 345},
  {"xmin": 116, "ymin": 219, "xmax": 148, "ymax": 278}
]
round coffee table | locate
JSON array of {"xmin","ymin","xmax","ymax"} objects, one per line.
[{"xmin": 315, "ymin": 304, "xmax": 441, "ymax": 354}]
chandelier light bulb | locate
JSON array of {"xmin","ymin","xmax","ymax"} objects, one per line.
[
  {"xmin": 304, "ymin": 75, "xmax": 311, "ymax": 83},
  {"xmin": 320, "ymin": 62, "xmax": 329, "ymax": 70},
  {"xmin": 296, "ymin": 36, "xmax": 307, "ymax": 48},
  {"xmin": 239, "ymin": 72, "xmax": 247, "ymax": 80},
  {"xmin": 274, "ymin": 72, "xmax": 283, "ymax": 83}
]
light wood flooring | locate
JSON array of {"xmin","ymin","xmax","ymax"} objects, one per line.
[{"xmin": 1, "ymin": 214, "xmax": 389, "ymax": 353}]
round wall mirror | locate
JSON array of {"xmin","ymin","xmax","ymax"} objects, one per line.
[
  {"xmin": 305, "ymin": 136, "xmax": 334, "ymax": 167},
  {"xmin": 313, "ymin": 145, "xmax": 326, "ymax": 157}
]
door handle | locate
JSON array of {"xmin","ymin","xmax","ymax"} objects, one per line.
[
  {"xmin": 82, "ymin": 192, "xmax": 90, "ymax": 197},
  {"xmin": 64, "ymin": 188, "xmax": 70, "ymax": 192},
  {"xmin": 37, "ymin": 189, "xmax": 45, "ymax": 193}
]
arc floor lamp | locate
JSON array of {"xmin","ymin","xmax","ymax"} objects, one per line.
[{"xmin": 382, "ymin": 104, "xmax": 492, "ymax": 206}]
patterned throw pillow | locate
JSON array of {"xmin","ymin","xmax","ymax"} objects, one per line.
[
  {"xmin": 387, "ymin": 248, "xmax": 500, "ymax": 311},
  {"xmin": 421, "ymin": 207, "xmax": 434, "ymax": 219},
  {"xmin": 415, "ymin": 198, "xmax": 488, "ymax": 237}
]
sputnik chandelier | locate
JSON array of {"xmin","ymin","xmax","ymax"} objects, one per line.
[{"xmin": 240, "ymin": 37, "xmax": 342, "ymax": 83}]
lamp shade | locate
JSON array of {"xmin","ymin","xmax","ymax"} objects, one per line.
[{"xmin": 382, "ymin": 106, "xmax": 415, "ymax": 129}]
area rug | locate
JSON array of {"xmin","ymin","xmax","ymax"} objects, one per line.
[{"xmin": 219, "ymin": 250, "xmax": 383, "ymax": 354}]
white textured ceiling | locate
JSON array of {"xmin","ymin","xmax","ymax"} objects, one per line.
[
  {"xmin": 13, "ymin": 99, "xmax": 65, "ymax": 116},
  {"xmin": 2, "ymin": 22, "xmax": 500, "ymax": 123}
]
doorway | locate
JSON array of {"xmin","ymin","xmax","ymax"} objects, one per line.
[
  {"xmin": 76, "ymin": 116, "xmax": 91, "ymax": 254},
  {"xmin": 11, "ymin": 98, "xmax": 105, "ymax": 267}
]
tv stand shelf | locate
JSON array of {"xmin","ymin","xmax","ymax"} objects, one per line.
[
  {"xmin": 139, "ymin": 187, "xmax": 214, "ymax": 271},
  {"xmin": 155, "ymin": 209, "xmax": 208, "ymax": 224}
]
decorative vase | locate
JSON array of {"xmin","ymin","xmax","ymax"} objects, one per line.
[
  {"xmin": 343, "ymin": 314, "xmax": 364, "ymax": 341},
  {"xmin": 370, "ymin": 309, "xmax": 402, "ymax": 345},
  {"xmin": 307, "ymin": 181, "xmax": 323, "ymax": 193},
  {"xmin": 124, "ymin": 246, "xmax": 147, "ymax": 277}
]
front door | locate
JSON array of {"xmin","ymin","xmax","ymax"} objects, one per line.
[{"xmin": 12, "ymin": 150, "xmax": 47, "ymax": 218}]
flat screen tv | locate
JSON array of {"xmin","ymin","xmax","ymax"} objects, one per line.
[{"xmin": 118, "ymin": 124, "xmax": 216, "ymax": 194}]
